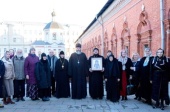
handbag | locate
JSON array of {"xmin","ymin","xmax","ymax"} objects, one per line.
[{"xmin": 126, "ymin": 79, "xmax": 135, "ymax": 95}]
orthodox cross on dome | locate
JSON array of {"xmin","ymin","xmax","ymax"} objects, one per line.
[{"xmin": 51, "ymin": 10, "xmax": 56, "ymax": 21}]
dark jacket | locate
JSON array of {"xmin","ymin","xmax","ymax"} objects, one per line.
[
  {"xmin": 0, "ymin": 60, "xmax": 5, "ymax": 98},
  {"xmin": 35, "ymin": 60, "xmax": 51, "ymax": 89}
]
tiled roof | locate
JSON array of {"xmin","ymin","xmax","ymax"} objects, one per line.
[
  {"xmin": 44, "ymin": 21, "xmax": 63, "ymax": 30},
  {"xmin": 32, "ymin": 40, "xmax": 51, "ymax": 45},
  {"xmin": 58, "ymin": 42, "xmax": 65, "ymax": 45}
]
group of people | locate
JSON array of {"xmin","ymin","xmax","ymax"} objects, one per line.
[{"xmin": 0, "ymin": 43, "xmax": 170, "ymax": 110}]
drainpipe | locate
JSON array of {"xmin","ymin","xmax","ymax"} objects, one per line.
[
  {"xmin": 96, "ymin": 16, "xmax": 104, "ymax": 56},
  {"xmin": 160, "ymin": 0, "xmax": 165, "ymax": 50}
]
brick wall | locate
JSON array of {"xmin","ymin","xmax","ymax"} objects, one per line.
[{"xmin": 79, "ymin": 0, "xmax": 170, "ymax": 58}]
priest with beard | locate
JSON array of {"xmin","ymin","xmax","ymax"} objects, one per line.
[
  {"xmin": 55, "ymin": 51, "xmax": 70, "ymax": 98},
  {"xmin": 88, "ymin": 48, "xmax": 105, "ymax": 99},
  {"xmin": 68, "ymin": 43, "xmax": 88, "ymax": 99}
]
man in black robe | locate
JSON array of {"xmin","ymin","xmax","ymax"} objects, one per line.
[
  {"xmin": 68, "ymin": 43, "xmax": 88, "ymax": 99},
  {"xmin": 55, "ymin": 51, "xmax": 70, "ymax": 98},
  {"xmin": 88, "ymin": 48, "xmax": 105, "ymax": 99}
]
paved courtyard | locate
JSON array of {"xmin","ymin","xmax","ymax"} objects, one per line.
[
  {"xmin": 1, "ymin": 95, "xmax": 170, "ymax": 112},
  {"xmin": 1, "ymin": 83, "xmax": 170, "ymax": 112}
]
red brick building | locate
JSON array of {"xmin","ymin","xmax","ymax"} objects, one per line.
[{"xmin": 76, "ymin": 0, "xmax": 170, "ymax": 58}]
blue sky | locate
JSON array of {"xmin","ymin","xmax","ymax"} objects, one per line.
[{"xmin": 0, "ymin": 0, "xmax": 107, "ymax": 27}]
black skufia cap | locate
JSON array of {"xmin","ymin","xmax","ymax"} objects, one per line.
[{"xmin": 76, "ymin": 43, "xmax": 81, "ymax": 48}]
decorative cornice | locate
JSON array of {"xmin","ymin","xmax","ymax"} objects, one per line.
[{"xmin": 137, "ymin": 30, "xmax": 152, "ymax": 39}]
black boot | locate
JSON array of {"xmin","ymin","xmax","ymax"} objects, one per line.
[
  {"xmin": 125, "ymin": 96, "xmax": 128, "ymax": 100},
  {"xmin": 121, "ymin": 96, "xmax": 124, "ymax": 101},
  {"xmin": 160, "ymin": 100, "xmax": 164, "ymax": 110},
  {"xmin": 152, "ymin": 101, "xmax": 159, "ymax": 108}
]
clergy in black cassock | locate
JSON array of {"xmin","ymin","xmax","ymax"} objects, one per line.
[
  {"xmin": 104, "ymin": 55, "xmax": 120, "ymax": 102},
  {"xmin": 55, "ymin": 51, "xmax": 70, "ymax": 98},
  {"xmin": 88, "ymin": 48, "xmax": 105, "ymax": 99},
  {"xmin": 68, "ymin": 43, "xmax": 88, "ymax": 99}
]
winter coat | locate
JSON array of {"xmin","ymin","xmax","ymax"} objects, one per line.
[
  {"xmin": 24, "ymin": 53, "xmax": 39, "ymax": 84},
  {"xmin": 2, "ymin": 58, "xmax": 15, "ymax": 79},
  {"xmin": 13, "ymin": 56, "xmax": 25, "ymax": 80},
  {"xmin": 35, "ymin": 61, "xmax": 51, "ymax": 89}
]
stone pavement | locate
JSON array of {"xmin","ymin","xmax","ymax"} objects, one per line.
[{"xmin": 0, "ymin": 95, "xmax": 170, "ymax": 112}]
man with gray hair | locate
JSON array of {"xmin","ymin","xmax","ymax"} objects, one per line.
[
  {"xmin": 47, "ymin": 50, "xmax": 58, "ymax": 96},
  {"xmin": 13, "ymin": 49, "xmax": 25, "ymax": 102}
]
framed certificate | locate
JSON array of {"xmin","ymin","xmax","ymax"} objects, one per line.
[{"xmin": 91, "ymin": 57, "xmax": 103, "ymax": 71}]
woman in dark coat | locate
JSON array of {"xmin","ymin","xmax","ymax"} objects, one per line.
[
  {"xmin": 35, "ymin": 53, "xmax": 51, "ymax": 101},
  {"xmin": 150, "ymin": 48, "xmax": 169, "ymax": 110},
  {"xmin": 24, "ymin": 47, "xmax": 39, "ymax": 100},
  {"xmin": 118, "ymin": 49, "xmax": 133, "ymax": 100},
  {"xmin": 139, "ymin": 48, "xmax": 153, "ymax": 105},
  {"xmin": 105, "ymin": 50, "xmax": 113, "ymax": 94},
  {"xmin": 55, "ymin": 51, "xmax": 70, "ymax": 98},
  {"xmin": 0, "ymin": 60, "xmax": 5, "ymax": 108},
  {"xmin": 130, "ymin": 53, "xmax": 141, "ymax": 100},
  {"xmin": 104, "ymin": 55, "xmax": 120, "ymax": 102}
]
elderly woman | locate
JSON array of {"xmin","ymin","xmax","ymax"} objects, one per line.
[
  {"xmin": 130, "ymin": 53, "xmax": 141, "ymax": 100},
  {"xmin": 13, "ymin": 49, "xmax": 25, "ymax": 102},
  {"xmin": 0, "ymin": 59, "xmax": 5, "ymax": 107},
  {"xmin": 150, "ymin": 48, "xmax": 169, "ymax": 110},
  {"xmin": 35, "ymin": 53, "xmax": 51, "ymax": 101},
  {"xmin": 118, "ymin": 49, "xmax": 133, "ymax": 100},
  {"xmin": 2, "ymin": 51, "xmax": 15, "ymax": 104},
  {"xmin": 139, "ymin": 48, "xmax": 153, "ymax": 105},
  {"xmin": 104, "ymin": 55, "xmax": 120, "ymax": 102},
  {"xmin": 24, "ymin": 47, "xmax": 39, "ymax": 100}
]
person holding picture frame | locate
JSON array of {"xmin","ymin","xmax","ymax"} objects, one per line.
[{"xmin": 88, "ymin": 48, "xmax": 105, "ymax": 99}]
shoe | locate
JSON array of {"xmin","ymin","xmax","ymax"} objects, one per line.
[
  {"xmin": 21, "ymin": 97, "xmax": 25, "ymax": 101},
  {"xmin": 137, "ymin": 97, "xmax": 141, "ymax": 101},
  {"xmin": 3, "ymin": 98, "xmax": 8, "ymax": 105},
  {"xmin": 7, "ymin": 97, "xmax": 15, "ymax": 104},
  {"xmin": 15, "ymin": 98, "xmax": 19, "ymax": 102},
  {"xmin": 125, "ymin": 96, "xmax": 128, "ymax": 100},
  {"xmin": 160, "ymin": 105, "xmax": 164, "ymax": 110},
  {"xmin": 0, "ymin": 104, "xmax": 4, "ymax": 108},
  {"xmin": 144, "ymin": 100, "xmax": 152, "ymax": 105},
  {"xmin": 134, "ymin": 97, "xmax": 137, "ymax": 100},
  {"xmin": 42, "ymin": 97, "xmax": 48, "ymax": 101},
  {"xmin": 152, "ymin": 104, "xmax": 159, "ymax": 108},
  {"xmin": 46, "ymin": 97, "xmax": 50, "ymax": 101},
  {"xmin": 121, "ymin": 96, "xmax": 124, "ymax": 101}
]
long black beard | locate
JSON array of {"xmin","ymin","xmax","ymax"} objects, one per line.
[{"xmin": 94, "ymin": 54, "xmax": 99, "ymax": 57}]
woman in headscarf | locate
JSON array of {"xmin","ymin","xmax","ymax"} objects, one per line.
[
  {"xmin": 35, "ymin": 53, "xmax": 51, "ymax": 101},
  {"xmin": 24, "ymin": 47, "xmax": 39, "ymax": 100},
  {"xmin": 55, "ymin": 51, "xmax": 70, "ymax": 98},
  {"xmin": 118, "ymin": 49, "xmax": 133, "ymax": 100},
  {"xmin": 104, "ymin": 55, "xmax": 120, "ymax": 102},
  {"xmin": 150, "ymin": 48, "xmax": 169, "ymax": 110},
  {"xmin": 2, "ymin": 51, "xmax": 15, "ymax": 104},
  {"xmin": 130, "ymin": 52, "xmax": 141, "ymax": 100},
  {"xmin": 139, "ymin": 48, "xmax": 153, "ymax": 105}
]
